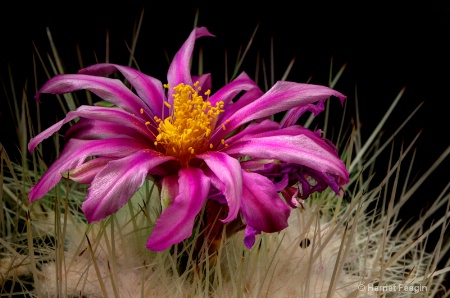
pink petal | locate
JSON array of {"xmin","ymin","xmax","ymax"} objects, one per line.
[
  {"xmin": 78, "ymin": 63, "xmax": 165, "ymax": 118},
  {"xmin": 243, "ymin": 226, "xmax": 260, "ymax": 249},
  {"xmin": 208, "ymin": 72, "xmax": 262, "ymax": 108},
  {"xmin": 35, "ymin": 74, "xmax": 148, "ymax": 115},
  {"xmin": 211, "ymin": 81, "xmax": 346, "ymax": 143},
  {"xmin": 280, "ymin": 98, "xmax": 325, "ymax": 127},
  {"xmin": 146, "ymin": 167, "xmax": 210, "ymax": 251},
  {"xmin": 28, "ymin": 105, "xmax": 154, "ymax": 152},
  {"xmin": 240, "ymin": 170, "xmax": 290, "ymax": 242},
  {"xmin": 82, "ymin": 150, "xmax": 173, "ymax": 222},
  {"xmin": 65, "ymin": 118, "xmax": 150, "ymax": 143},
  {"xmin": 29, "ymin": 118, "xmax": 69, "ymax": 153},
  {"xmin": 166, "ymin": 27, "xmax": 214, "ymax": 104},
  {"xmin": 192, "ymin": 73, "xmax": 212, "ymax": 96},
  {"xmin": 197, "ymin": 151, "xmax": 242, "ymax": 222},
  {"xmin": 28, "ymin": 138, "xmax": 148, "ymax": 201},
  {"xmin": 225, "ymin": 132, "xmax": 348, "ymax": 189},
  {"xmin": 221, "ymin": 119, "xmax": 280, "ymax": 148}
]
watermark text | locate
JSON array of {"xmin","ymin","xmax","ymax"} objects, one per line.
[{"xmin": 358, "ymin": 283, "xmax": 427, "ymax": 294}]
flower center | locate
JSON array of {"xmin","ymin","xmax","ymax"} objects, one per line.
[{"xmin": 154, "ymin": 82, "xmax": 224, "ymax": 166}]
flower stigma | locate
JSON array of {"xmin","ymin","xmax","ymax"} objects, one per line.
[{"xmin": 154, "ymin": 82, "xmax": 224, "ymax": 165}]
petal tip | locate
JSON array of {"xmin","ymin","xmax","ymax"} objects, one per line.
[{"xmin": 145, "ymin": 238, "xmax": 169, "ymax": 252}]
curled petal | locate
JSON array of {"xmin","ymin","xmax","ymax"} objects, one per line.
[
  {"xmin": 209, "ymin": 72, "xmax": 264, "ymax": 135},
  {"xmin": 244, "ymin": 226, "xmax": 260, "ymax": 249},
  {"xmin": 225, "ymin": 129, "xmax": 349, "ymax": 193},
  {"xmin": 29, "ymin": 105, "xmax": 154, "ymax": 152},
  {"xmin": 166, "ymin": 27, "xmax": 214, "ymax": 104},
  {"xmin": 209, "ymin": 72, "xmax": 262, "ymax": 109},
  {"xmin": 29, "ymin": 118, "xmax": 69, "ymax": 153},
  {"xmin": 29, "ymin": 138, "xmax": 149, "ymax": 201},
  {"xmin": 212, "ymin": 81, "xmax": 346, "ymax": 143},
  {"xmin": 35, "ymin": 74, "xmax": 147, "ymax": 115},
  {"xmin": 65, "ymin": 118, "xmax": 150, "ymax": 143},
  {"xmin": 82, "ymin": 150, "xmax": 173, "ymax": 223},
  {"xmin": 223, "ymin": 119, "xmax": 280, "ymax": 148},
  {"xmin": 197, "ymin": 151, "xmax": 242, "ymax": 222},
  {"xmin": 240, "ymin": 171, "xmax": 290, "ymax": 242},
  {"xmin": 78, "ymin": 63, "xmax": 165, "ymax": 118},
  {"xmin": 281, "ymin": 98, "xmax": 325, "ymax": 127},
  {"xmin": 146, "ymin": 167, "xmax": 210, "ymax": 251},
  {"xmin": 66, "ymin": 105, "xmax": 156, "ymax": 139}
]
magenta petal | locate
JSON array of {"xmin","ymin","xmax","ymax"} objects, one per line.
[
  {"xmin": 146, "ymin": 167, "xmax": 210, "ymax": 251},
  {"xmin": 223, "ymin": 119, "xmax": 280, "ymax": 147},
  {"xmin": 209, "ymin": 73, "xmax": 263, "ymax": 138},
  {"xmin": 192, "ymin": 73, "xmax": 212, "ymax": 96},
  {"xmin": 212, "ymin": 81, "xmax": 346, "ymax": 143},
  {"xmin": 225, "ymin": 129, "xmax": 349, "ymax": 189},
  {"xmin": 244, "ymin": 226, "xmax": 260, "ymax": 249},
  {"xmin": 65, "ymin": 118, "xmax": 150, "ymax": 143},
  {"xmin": 29, "ymin": 118, "xmax": 73, "ymax": 153},
  {"xmin": 166, "ymin": 27, "xmax": 214, "ymax": 102},
  {"xmin": 35, "ymin": 74, "xmax": 147, "ymax": 115},
  {"xmin": 28, "ymin": 138, "xmax": 148, "ymax": 202},
  {"xmin": 82, "ymin": 150, "xmax": 173, "ymax": 223},
  {"xmin": 280, "ymin": 98, "xmax": 325, "ymax": 127},
  {"xmin": 63, "ymin": 105, "xmax": 156, "ymax": 139},
  {"xmin": 197, "ymin": 151, "xmax": 242, "ymax": 222},
  {"xmin": 28, "ymin": 105, "xmax": 153, "ymax": 152},
  {"xmin": 78, "ymin": 63, "xmax": 165, "ymax": 118},
  {"xmin": 208, "ymin": 72, "xmax": 262, "ymax": 108},
  {"xmin": 240, "ymin": 170, "xmax": 290, "ymax": 234}
]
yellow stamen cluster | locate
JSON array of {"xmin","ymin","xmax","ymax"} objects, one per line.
[{"xmin": 154, "ymin": 82, "xmax": 224, "ymax": 165}]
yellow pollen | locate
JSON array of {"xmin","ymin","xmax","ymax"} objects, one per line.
[
  {"xmin": 140, "ymin": 108, "xmax": 144, "ymax": 114},
  {"xmin": 154, "ymin": 82, "xmax": 223, "ymax": 165}
]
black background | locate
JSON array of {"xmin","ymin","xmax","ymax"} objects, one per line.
[{"xmin": 1, "ymin": 0, "xmax": 449, "ymax": 287}]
